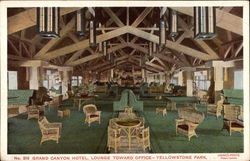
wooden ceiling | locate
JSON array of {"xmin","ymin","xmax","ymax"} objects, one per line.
[{"xmin": 7, "ymin": 7, "xmax": 243, "ymax": 74}]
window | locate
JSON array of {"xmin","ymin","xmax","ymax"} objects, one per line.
[
  {"xmin": 71, "ymin": 76, "xmax": 82, "ymax": 86},
  {"xmin": 8, "ymin": 71, "xmax": 18, "ymax": 90},
  {"xmin": 234, "ymin": 70, "xmax": 243, "ymax": 89},
  {"xmin": 170, "ymin": 77, "xmax": 178, "ymax": 85},
  {"xmin": 194, "ymin": 71, "xmax": 210, "ymax": 91}
]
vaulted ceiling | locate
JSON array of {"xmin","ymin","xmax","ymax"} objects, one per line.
[{"xmin": 7, "ymin": 7, "xmax": 243, "ymax": 74}]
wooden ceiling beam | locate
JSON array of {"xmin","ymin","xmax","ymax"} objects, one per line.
[
  {"xmin": 42, "ymin": 26, "xmax": 129, "ymax": 60},
  {"xmin": 8, "ymin": 8, "xmax": 81, "ymax": 35},
  {"xmin": 131, "ymin": 7, "xmax": 153, "ymax": 27},
  {"xmin": 67, "ymin": 43, "xmax": 127, "ymax": 66},
  {"xmin": 170, "ymin": 7, "xmax": 242, "ymax": 35},
  {"xmin": 106, "ymin": 8, "xmax": 124, "ymax": 27},
  {"xmin": 103, "ymin": 8, "xmax": 125, "ymax": 27},
  {"xmin": 8, "ymin": 39, "xmax": 21, "ymax": 56},
  {"xmin": 8, "ymin": 54, "xmax": 29, "ymax": 61},
  {"xmin": 127, "ymin": 26, "xmax": 212, "ymax": 60},
  {"xmin": 234, "ymin": 42, "xmax": 243, "ymax": 57},
  {"xmin": 155, "ymin": 53, "xmax": 184, "ymax": 67},
  {"xmin": 178, "ymin": 17, "xmax": 219, "ymax": 59},
  {"xmin": 145, "ymin": 62, "xmax": 165, "ymax": 71}
]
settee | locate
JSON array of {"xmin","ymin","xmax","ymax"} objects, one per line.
[{"xmin": 113, "ymin": 89, "xmax": 143, "ymax": 112}]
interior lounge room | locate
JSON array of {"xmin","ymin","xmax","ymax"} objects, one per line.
[{"xmin": 4, "ymin": 5, "xmax": 246, "ymax": 154}]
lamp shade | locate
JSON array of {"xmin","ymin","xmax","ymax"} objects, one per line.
[
  {"xmin": 153, "ymin": 42, "xmax": 157, "ymax": 54},
  {"xmin": 89, "ymin": 20, "xmax": 96, "ymax": 47},
  {"xmin": 76, "ymin": 8, "xmax": 86, "ymax": 36},
  {"xmin": 148, "ymin": 42, "xmax": 153, "ymax": 57},
  {"xmin": 159, "ymin": 19, "xmax": 166, "ymax": 47},
  {"xmin": 103, "ymin": 41, "xmax": 107, "ymax": 56},
  {"xmin": 37, "ymin": 7, "xmax": 60, "ymax": 38},
  {"xmin": 194, "ymin": 7, "xmax": 216, "ymax": 39},
  {"xmin": 169, "ymin": 9, "xmax": 178, "ymax": 38}
]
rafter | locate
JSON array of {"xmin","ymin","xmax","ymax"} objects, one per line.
[
  {"xmin": 103, "ymin": 8, "xmax": 125, "ymax": 27},
  {"xmin": 178, "ymin": 17, "xmax": 219, "ymax": 59},
  {"xmin": 127, "ymin": 26, "xmax": 213, "ymax": 60},
  {"xmin": 131, "ymin": 7, "xmax": 153, "ymax": 27},
  {"xmin": 67, "ymin": 43, "xmax": 127, "ymax": 66},
  {"xmin": 43, "ymin": 26, "xmax": 128, "ymax": 60}
]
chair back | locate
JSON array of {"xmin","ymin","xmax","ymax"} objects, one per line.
[
  {"xmin": 224, "ymin": 104, "xmax": 241, "ymax": 120},
  {"xmin": 124, "ymin": 106, "xmax": 133, "ymax": 113},
  {"xmin": 141, "ymin": 127, "xmax": 150, "ymax": 139},
  {"xmin": 217, "ymin": 95, "xmax": 225, "ymax": 110},
  {"xmin": 83, "ymin": 104, "xmax": 97, "ymax": 114},
  {"xmin": 178, "ymin": 108, "xmax": 204, "ymax": 124},
  {"xmin": 38, "ymin": 116, "xmax": 48, "ymax": 133}
]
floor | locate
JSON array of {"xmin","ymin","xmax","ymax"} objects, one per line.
[{"xmin": 8, "ymin": 96, "xmax": 243, "ymax": 154}]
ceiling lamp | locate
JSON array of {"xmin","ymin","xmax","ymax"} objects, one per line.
[
  {"xmin": 153, "ymin": 42, "xmax": 158, "ymax": 54},
  {"xmin": 168, "ymin": 9, "xmax": 178, "ymax": 38},
  {"xmin": 89, "ymin": 20, "xmax": 96, "ymax": 47},
  {"xmin": 103, "ymin": 41, "xmax": 107, "ymax": 56},
  {"xmin": 76, "ymin": 8, "xmax": 86, "ymax": 36},
  {"xmin": 37, "ymin": 7, "xmax": 60, "ymax": 38},
  {"xmin": 148, "ymin": 42, "xmax": 153, "ymax": 57},
  {"xmin": 159, "ymin": 18, "xmax": 167, "ymax": 47},
  {"xmin": 194, "ymin": 7, "xmax": 216, "ymax": 39}
]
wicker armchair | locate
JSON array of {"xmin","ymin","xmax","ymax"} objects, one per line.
[
  {"xmin": 27, "ymin": 105, "xmax": 40, "ymax": 120},
  {"xmin": 207, "ymin": 95, "xmax": 225, "ymax": 118},
  {"xmin": 107, "ymin": 126, "xmax": 121, "ymax": 153},
  {"xmin": 136, "ymin": 127, "xmax": 151, "ymax": 151},
  {"xmin": 48, "ymin": 95, "xmax": 63, "ymax": 110},
  {"xmin": 38, "ymin": 116, "xmax": 62, "ymax": 145},
  {"xmin": 83, "ymin": 104, "xmax": 101, "ymax": 126},
  {"xmin": 223, "ymin": 105, "xmax": 243, "ymax": 136},
  {"xmin": 176, "ymin": 108, "xmax": 205, "ymax": 141},
  {"xmin": 124, "ymin": 106, "xmax": 133, "ymax": 114}
]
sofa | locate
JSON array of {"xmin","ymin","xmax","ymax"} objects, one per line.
[
  {"xmin": 8, "ymin": 90, "xmax": 34, "ymax": 117},
  {"xmin": 113, "ymin": 89, "xmax": 143, "ymax": 112},
  {"xmin": 223, "ymin": 89, "xmax": 243, "ymax": 105}
]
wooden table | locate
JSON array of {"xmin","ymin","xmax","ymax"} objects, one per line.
[
  {"xmin": 114, "ymin": 118, "xmax": 142, "ymax": 150},
  {"xmin": 73, "ymin": 96, "xmax": 96, "ymax": 111}
]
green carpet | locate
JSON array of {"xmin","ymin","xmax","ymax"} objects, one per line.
[{"xmin": 8, "ymin": 98, "xmax": 243, "ymax": 154}]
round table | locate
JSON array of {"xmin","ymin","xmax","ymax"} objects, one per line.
[{"xmin": 114, "ymin": 118, "xmax": 142, "ymax": 150}]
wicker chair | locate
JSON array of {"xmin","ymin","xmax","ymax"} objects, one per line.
[
  {"xmin": 27, "ymin": 105, "xmax": 40, "ymax": 120},
  {"xmin": 176, "ymin": 108, "xmax": 205, "ymax": 141},
  {"xmin": 38, "ymin": 116, "xmax": 62, "ymax": 145},
  {"xmin": 48, "ymin": 95, "xmax": 63, "ymax": 110},
  {"xmin": 107, "ymin": 126, "xmax": 121, "ymax": 153},
  {"xmin": 136, "ymin": 127, "xmax": 151, "ymax": 151},
  {"xmin": 207, "ymin": 95, "xmax": 225, "ymax": 118},
  {"xmin": 223, "ymin": 105, "xmax": 243, "ymax": 136},
  {"xmin": 83, "ymin": 104, "xmax": 101, "ymax": 126},
  {"xmin": 124, "ymin": 106, "xmax": 133, "ymax": 114}
]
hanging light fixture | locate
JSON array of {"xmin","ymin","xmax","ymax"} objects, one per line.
[
  {"xmin": 37, "ymin": 7, "xmax": 60, "ymax": 38},
  {"xmin": 159, "ymin": 18, "xmax": 167, "ymax": 47},
  {"xmin": 76, "ymin": 8, "xmax": 86, "ymax": 36},
  {"xmin": 148, "ymin": 42, "xmax": 153, "ymax": 57},
  {"xmin": 194, "ymin": 7, "xmax": 216, "ymax": 39},
  {"xmin": 153, "ymin": 42, "xmax": 157, "ymax": 54},
  {"xmin": 98, "ymin": 23, "xmax": 103, "ymax": 53},
  {"xmin": 89, "ymin": 20, "xmax": 96, "ymax": 47},
  {"xmin": 103, "ymin": 41, "xmax": 107, "ymax": 56},
  {"xmin": 169, "ymin": 9, "xmax": 178, "ymax": 38}
]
